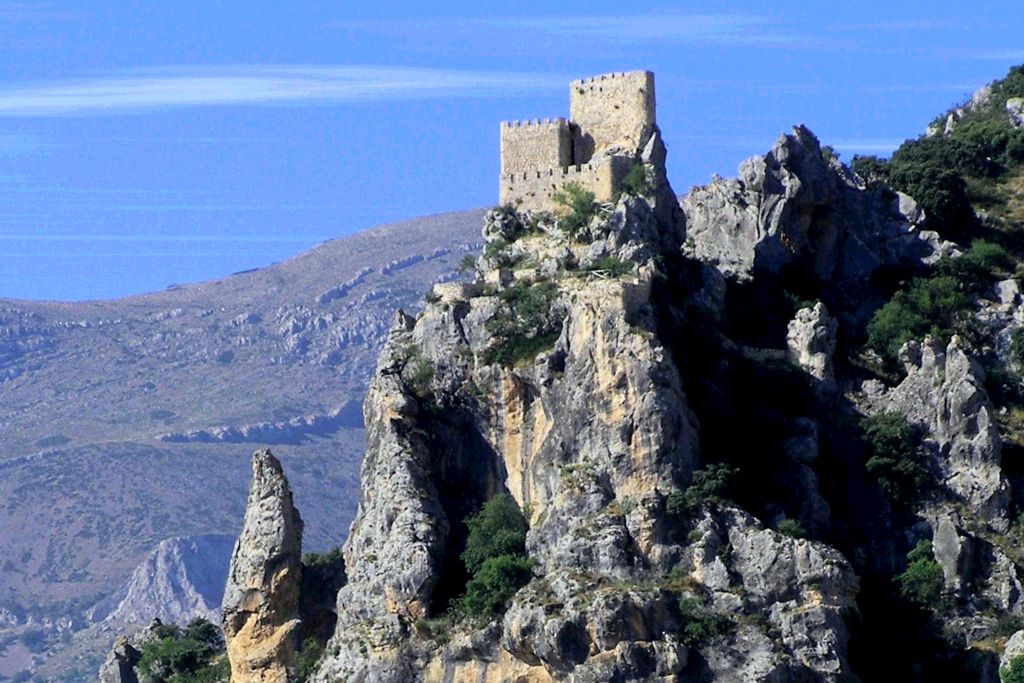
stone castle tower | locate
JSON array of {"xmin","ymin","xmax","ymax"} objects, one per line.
[{"xmin": 499, "ymin": 70, "xmax": 656, "ymax": 211}]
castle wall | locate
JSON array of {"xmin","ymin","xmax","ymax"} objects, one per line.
[
  {"xmin": 569, "ymin": 71, "xmax": 655, "ymax": 162},
  {"xmin": 499, "ymin": 155, "xmax": 634, "ymax": 212},
  {"xmin": 500, "ymin": 118, "xmax": 573, "ymax": 177}
]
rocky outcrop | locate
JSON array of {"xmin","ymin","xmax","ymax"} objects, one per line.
[
  {"xmin": 222, "ymin": 449, "xmax": 304, "ymax": 683},
  {"xmin": 681, "ymin": 125, "xmax": 951, "ymax": 304},
  {"xmin": 688, "ymin": 507, "xmax": 857, "ymax": 680},
  {"xmin": 98, "ymin": 618, "xmax": 163, "ymax": 683},
  {"xmin": 1003, "ymin": 630, "xmax": 1024, "ymax": 672},
  {"xmin": 93, "ymin": 534, "xmax": 235, "ymax": 627},
  {"xmin": 882, "ymin": 337, "xmax": 1009, "ymax": 523},
  {"xmin": 787, "ymin": 302, "xmax": 838, "ymax": 389},
  {"xmin": 1007, "ymin": 97, "xmax": 1024, "ymax": 128}
]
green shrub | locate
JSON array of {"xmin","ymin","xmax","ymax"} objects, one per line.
[
  {"xmin": 585, "ymin": 256, "xmax": 635, "ymax": 278},
  {"xmin": 184, "ymin": 617, "xmax": 223, "ymax": 652},
  {"xmin": 1012, "ymin": 329, "xmax": 1024, "ymax": 368},
  {"xmin": 935, "ymin": 240, "xmax": 1016, "ymax": 290},
  {"xmin": 620, "ymin": 163, "xmax": 656, "ymax": 197},
  {"xmin": 776, "ymin": 518, "xmax": 806, "ymax": 539},
  {"xmin": 458, "ymin": 495, "xmax": 532, "ymax": 619},
  {"xmin": 136, "ymin": 617, "xmax": 226, "ymax": 683},
  {"xmin": 459, "ymin": 254, "xmax": 477, "ymax": 274},
  {"xmin": 861, "ymin": 412, "xmax": 931, "ymax": 506},
  {"xmin": 666, "ymin": 463, "xmax": 738, "ymax": 523},
  {"xmin": 866, "ymin": 275, "xmax": 972, "ymax": 368},
  {"xmin": 897, "ymin": 540, "xmax": 945, "ymax": 607},
  {"xmin": 553, "ymin": 182, "xmax": 599, "ymax": 240},
  {"xmin": 17, "ymin": 629, "xmax": 47, "ymax": 653},
  {"xmin": 295, "ymin": 637, "xmax": 324, "ymax": 682},
  {"xmin": 685, "ymin": 463, "xmax": 737, "ymax": 510},
  {"xmin": 462, "ymin": 495, "xmax": 528, "ymax": 575},
  {"xmin": 459, "ymin": 554, "xmax": 534, "ymax": 618},
  {"xmin": 851, "ymin": 155, "xmax": 891, "ymax": 185},
  {"xmin": 666, "ymin": 491, "xmax": 689, "ymax": 519},
  {"xmin": 677, "ymin": 597, "xmax": 734, "ymax": 646},
  {"xmin": 484, "ymin": 281, "xmax": 562, "ymax": 366},
  {"xmin": 1002, "ymin": 654, "xmax": 1024, "ymax": 683},
  {"xmin": 409, "ymin": 356, "xmax": 434, "ymax": 394}
]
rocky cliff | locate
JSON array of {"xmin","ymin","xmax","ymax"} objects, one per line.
[{"xmin": 216, "ymin": 66, "xmax": 1024, "ymax": 682}]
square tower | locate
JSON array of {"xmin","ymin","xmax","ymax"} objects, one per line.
[{"xmin": 569, "ymin": 71, "xmax": 655, "ymax": 163}]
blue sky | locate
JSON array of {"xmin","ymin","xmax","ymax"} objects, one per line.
[{"xmin": 1, "ymin": 1, "xmax": 1023, "ymax": 301}]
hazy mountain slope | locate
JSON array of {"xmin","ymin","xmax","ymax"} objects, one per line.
[{"xmin": 0, "ymin": 209, "xmax": 483, "ymax": 678}]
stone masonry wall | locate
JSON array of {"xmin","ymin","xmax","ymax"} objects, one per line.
[
  {"xmin": 500, "ymin": 118, "xmax": 573, "ymax": 177},
  {"xmin": 499, "ymin": 155, "xmax": 633, "ymax": 212},
  {"xmin": 570, "ymin": 71, "xmax": 655, "ymax": 162}
]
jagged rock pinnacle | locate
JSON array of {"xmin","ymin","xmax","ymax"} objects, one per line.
[{"xmin": 222, "ymin": 449, "xmax": 304, "ymax": 683}]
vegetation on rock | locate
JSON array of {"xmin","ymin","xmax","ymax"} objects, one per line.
[
  {"xmin": 861, "ymin": 412, "xmax": 931, "ymax": 506},
  {"xmin": 458, "ymin": 495, "xmax": 532, "ymax": 619},
  {"xmin": 1003, "ymin": 655, "xmax": 1024, "ymax": 683},
  {"xmin": 136, "ymin": 618, "xmax": 228, "ymax": 683},
  {"xmin": 484, "ymin": 281, "xmax": 563, "ymax": 366},
  {"xmin": 552, "ymin": 182, "xmax": 599, "ymax": 240},
  {"xmin": 667, "ymin": 463, "xmax": 738, "ymax": 518},
  {"xmin": 619, "ymin": 163, "xmax": 656, "ymax": 198},
  {"xmin": 897, "ymin": 540, "xmax": 945, "ymax": 607}
]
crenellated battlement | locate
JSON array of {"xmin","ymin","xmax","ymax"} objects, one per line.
[
  {"xmin": 498, "ymin": 70, "xmax": 657, "ymax": 211},
  {"xmin": 501, "ymin": 117, "xmax": 569, "ymax": 129},
  {"xmin": 503, "ymin": 161, "xmax": 603, "ymax": 183},
  {"xmin": 569, "ymin": 71, "xmax": 639, "ymax": 88}
]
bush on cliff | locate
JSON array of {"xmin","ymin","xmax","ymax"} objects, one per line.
[
  {"xmin": 484, "ymin": 281, "xmax": 562, "ymax": 366},
  {"xmin": 861, "ymin": 412, "xmax": 931, "ymax": 507},
  {"xmin": 1002, "ymin": 655, "xmax": 1024, "ymax": 683},
  {"xmin": 620, "ymin": 163, "xmax": 656, "ymax": 198},
  {"xmin": 136, "ymin": 617, "xmax": 227, "ymax": 683},
  {"xmin": 553, "ymin": 182, "xmax": 598, "ymax": 240},
  {"xmin": 458, "ymin": 495, "xmax": 532, "ymax": 619},
  {"xmin": 666, "ymin": 463, "xmax": 738, "ymax": 519},
  {"xmin": 866, "ymin": 275, "xmax": 972, "ymax": 369},
  {"xmin": 897, "ymin": 540, "xmax": 945, "ymax": 607}
]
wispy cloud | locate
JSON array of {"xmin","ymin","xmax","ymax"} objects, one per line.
[
  {"xmin": 335, "ymin": 12, "xmax": 826, "ymax": 50},
  {"xmin": 0, "ymin": 2, "xmax": 74, "ymax": 22},
  {"xmin": 835, "ymin": 19, "xmax": 964, "ymax": 31},
  {"xmin": 499, "ymin": 13, "xmax": 798, "ymax": 45},
  {"xmin": 0, "ymin": 65, "xmax": 563, "ymax": 117},
  {"xmin": 830, "ymin": 139, "xmax": 904, "ymax": 153}
]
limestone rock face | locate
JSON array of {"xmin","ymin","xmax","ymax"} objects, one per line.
[
  {"xmin": 786, "ymin": 302, "xmax": 838, "ymax": 388},
  {"xmin": 884, "ymin": 338, "xmax": 1009, "ymax": 522},
  {"xmin": 1003, "ymin": 630, "xmax": 1024, "ymax": 672},
  {"xmin": 311, "ymin": 126, "xmax": 860, "ymax": 679},
  {"xmin": 1006, "ymin": 97, "xmax": 1024, "ymax": 127},
  {"xmin": 681, "ymin": 125, "xmax": 950, "ymax": 302},
  {"xmin": 688, "ymin": 507, "xmax": 857, "ymax": 681},
  {"xmin": 222, "ymin": 449, "xmax": 304, "ymax": 683},
  {"xmin": 316, "ymin": 193, "xmax": 704, "ymax": 680}
]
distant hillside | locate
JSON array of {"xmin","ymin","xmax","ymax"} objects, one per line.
[{"xmin": 0, "ymin": 209, "xmax": 483, "ymax": 680}]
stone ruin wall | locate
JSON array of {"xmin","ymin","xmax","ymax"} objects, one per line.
[
  {"xmin": 499, "ymin": 155, "xmax": 633, "ymax": 212},
  {"xmin": 498, "ymin": 71, "xmax": 656, "ymax": 211},
  {"xmin": 500, "ymin": 118, "xmax": 573, "ymax": 177}
]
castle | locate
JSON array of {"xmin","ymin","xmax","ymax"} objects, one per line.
[{"xmin": 499, "ymin": 70, "xmax": 656, "ymax": 211}]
